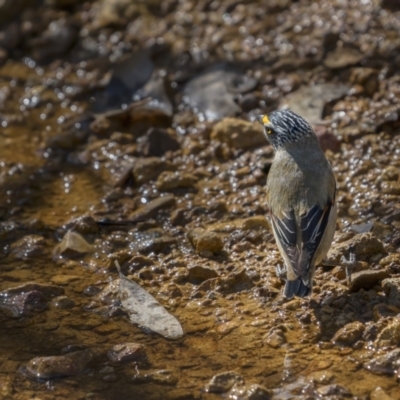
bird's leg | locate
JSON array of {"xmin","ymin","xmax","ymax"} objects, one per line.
[
  {"xmin": 276, "ymin": 264, "xmax": 287, "ymax": 281},
  {"xmin": 340, "ymin": 252, "xmax": 357, "ymax": 285}
]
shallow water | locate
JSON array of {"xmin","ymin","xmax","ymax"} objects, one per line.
[{"xmin": 1, "ymin": 1, "xmax": 400, "ymax": 399}]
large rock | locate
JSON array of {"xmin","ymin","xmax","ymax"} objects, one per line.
[{"xmin": 210, "ymin": 118, "xmax": 265, "ymax": 149}]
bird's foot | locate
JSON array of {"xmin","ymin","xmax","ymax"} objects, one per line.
[
  {"xmin": 340, "ymin": 252, "xmax": 357, "ymax": 286},
  {"xmin": 276, "ymin": 264, "xmax": 287, "ymax": 281}
]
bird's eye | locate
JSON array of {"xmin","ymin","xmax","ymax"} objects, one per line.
[{"xmin": 267, "ymin": 128, "xmax": 273, "ymax": 135}]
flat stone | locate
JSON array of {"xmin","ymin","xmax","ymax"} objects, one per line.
[
  {"xmin": 349, "ymin": 269, "xmax": 390, "ymax": 292},
  {"xmin": 327, "ymin": 233, "xmax": 385, "ymax": 263}
]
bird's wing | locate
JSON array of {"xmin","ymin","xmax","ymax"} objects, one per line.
[
  {"xmin": 297, "ymin": 202, "xmax": 333, "ymax": 276},
  {"xmin": 270, "ymin": 209, "xmax": 301, "ymax": 271},
  {"xmin": 270, "ymin": 201, "xmax": 334, "ymax": 278}
]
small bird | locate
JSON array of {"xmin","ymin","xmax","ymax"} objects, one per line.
[{"xmin": 257, "ymin": 110, "xmax": 337, "ymax": 298}]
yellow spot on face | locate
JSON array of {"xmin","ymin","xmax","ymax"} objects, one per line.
[{"xmin": 262, "ymin": 115, "xmax": 270, "ymax": 124}]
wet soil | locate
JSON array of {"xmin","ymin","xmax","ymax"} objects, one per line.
[{"xmin": 1, "ymin": 0, "xmax": 400, "ymax": 399}]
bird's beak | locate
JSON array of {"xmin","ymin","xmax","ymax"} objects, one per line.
[{"xmin": 256, "ymin": 115, "xmax": 269, "ymax": 125}]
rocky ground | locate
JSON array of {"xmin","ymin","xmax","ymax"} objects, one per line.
[{"xmin": 1, "ymin": 0, "xmax": 400, "ymax": 399}]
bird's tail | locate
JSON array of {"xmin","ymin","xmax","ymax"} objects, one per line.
[{"xmin": 284, "ymin": 278, "xmax": 311, "ymax": 298}]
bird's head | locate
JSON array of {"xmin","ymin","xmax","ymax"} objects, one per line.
[{"xmin": 257, "ymin": 110, "xmax": 314, "ymax": 150}]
